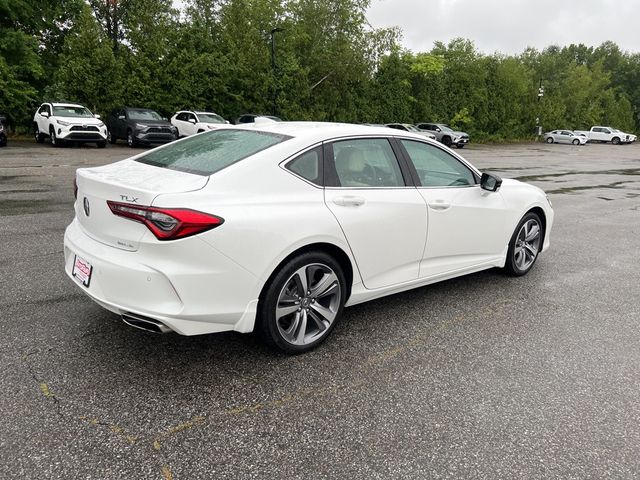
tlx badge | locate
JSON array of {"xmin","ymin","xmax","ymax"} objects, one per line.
[{"xmin": 120, "ymin": 195, "xmax": 139, "ymax": 203}]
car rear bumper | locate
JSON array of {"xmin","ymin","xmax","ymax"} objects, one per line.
[{"xmin": 63, "ymin": 218, "xmax": 260, "ymax": 335}]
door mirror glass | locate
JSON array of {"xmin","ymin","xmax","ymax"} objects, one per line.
[
  {"xmin": 480, "ymin": 172, "xmax": 502, "ymax": 192},
  {"xmin": 188, "ymin": 118, "xmax": 196, "ymax": 124},
  {"xmin": 41, "ymin": 111, "xmax": 49, "ymax": 118}
]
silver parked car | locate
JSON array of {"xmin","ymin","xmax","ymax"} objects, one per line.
[
  {"xmin": 544, "ymin": 130, "xmax": 588, "ymax": 145},
  {"xmin": 384, "ymin": 123, "xmax": 437, "ymax": 140},
  {"xmin": 415, "ymin": 123, "xmax": 470, "ymax": 148}
]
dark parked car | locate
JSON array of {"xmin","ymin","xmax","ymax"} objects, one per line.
[
  {"xmin": 234, "ymin": 114, "xmax": 281, "ymax": 125},
  {"xmin": 0, "ymin": 115, "xmax": 7, "ymax": 147},
  {"xmin": 107, "ymin": 108, "xmax": 177, "ymax": 147}
]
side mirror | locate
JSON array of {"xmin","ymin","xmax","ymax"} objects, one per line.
[
  {"xmin": 225, "ymin": 120, "xmax": 230, "ymax": 124},
  {"xmin": 480, "ymin": 172, "xmax": 502, "ymax": 192},
  {"xmin": 436, "ymin": 128, "xmax": 441, "ymax": 132},
  {"xmin": 41, "ymin": 112, "xmax": 50, "ymax": 118},
  {"xmin": 94, "ymin": 114, "xmax": 101, "ymax": 119},
  {"xmin": 188, "ymin": 118, "xmax": 196, "ymax": 124},
  {"xmin": 118, "ymin": 115, "xmax": 125, "ymax": 120}
]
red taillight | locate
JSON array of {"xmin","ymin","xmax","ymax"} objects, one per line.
[{"xmin": 107, "ymin": 201, "xmax": 224, "ymax": 240}]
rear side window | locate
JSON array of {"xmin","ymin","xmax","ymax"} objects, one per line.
[
  {"xmin": 286, "ymin": 147, "xmax": 323, "ymax": 186},
  {"xmin": 136, "ymin": 129, "xmax": 290, "ymax": 176},
  {"xmin": 328, "ymin": 138, "xmax": 405, "ymax": 188}
]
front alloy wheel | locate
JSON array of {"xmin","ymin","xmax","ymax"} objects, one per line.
[
  {"xmin": 505, "ymin": 212, "xmax": 542, "ymax": 276},
  {"xmin": 258, "ymin": 252, "xmax": 346, "ymax": 353}
]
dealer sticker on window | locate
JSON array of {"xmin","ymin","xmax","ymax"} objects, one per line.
[{"xmin": 72, "ymin": 255, "xmax": 93, "ymax": 287}]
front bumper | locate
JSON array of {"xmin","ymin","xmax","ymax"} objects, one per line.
[
  {"xmin": 57, "ymin": 125, "xmax": 107, "ymax": 142},
  {"xmin": 63, "ymin": 218, "xmax": 260, "ymax": 335},
  {"xmin": 135, "ymin": 129, "xmax": 176, "ymax": 145}
]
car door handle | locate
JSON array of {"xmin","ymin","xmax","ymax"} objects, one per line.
[
  {"xmin": 332, "ymin": 195, "xmax": 366, "ymax": 207},
  {"xmin": 428, "ymin": 200, "xmax": 451, "ymax": 211}
]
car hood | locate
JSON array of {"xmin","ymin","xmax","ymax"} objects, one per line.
[
  {"xmin": 55, "ymin": 117, "xmax": 103, "ymax": 125},
  {"xmin": 129, "ymin": 119, "xmax": 173, "ymax": 127}
]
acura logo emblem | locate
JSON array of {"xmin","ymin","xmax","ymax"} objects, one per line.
[{"xmin": 83, "ymin": 197, "xmax": 90, "ymax": 216}]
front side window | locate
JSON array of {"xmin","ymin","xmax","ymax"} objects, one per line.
[
  {"xmin": 400, "ymin": 140, "xmax": 476, "ymax": 187},
  {"xmin": 136, "ymin": 129, "xmax": 290, "ymax": 176},
  {"xmin": 329, "ymin": 138, "xmax": 405, "ymax": 188}
]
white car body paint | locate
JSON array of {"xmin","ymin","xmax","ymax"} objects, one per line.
[{"xmin": 64, "ymin": 123, "xmax": 553, "ymax": 336}]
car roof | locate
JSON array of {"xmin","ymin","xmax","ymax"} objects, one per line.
[
  {"xmin": 50, "ymin": 103, "xmax": 85, "ymax": 108},
  {"xmin": 234, "ymin": 121, "xmax": 435, "ymax": 144}
]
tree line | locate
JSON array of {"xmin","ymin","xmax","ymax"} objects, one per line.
[{"xmin": 2, "ymin": 0, "xmax": 639, "ymax": 140}]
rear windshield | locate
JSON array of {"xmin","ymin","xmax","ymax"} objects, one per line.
[{"xmin": 136, "ymin": 129, "xmax": 290, "ymax": 176}]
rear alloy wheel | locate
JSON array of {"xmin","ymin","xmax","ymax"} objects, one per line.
[
  {"xmin": 258, "ymin": 252, "xmax": 346, "ymax": 353},
  {"xmin": 34, "ymin": 124, "xmax": 45, "ymax": 143},
  {"xmin": 572, "ymin": 139, "xmax": 580, "ymax": 145},
  {"xmin": 546, "ymin": 137, "xmax": 554, "ymax": 144},
  {"xmin": 504, "ymin": 212, "xmax": 542, "ymax": 276}
]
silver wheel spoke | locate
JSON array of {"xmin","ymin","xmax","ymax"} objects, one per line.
[
  {"xmin": 292, "ymin": 266, "xmax": 309, "ymax": 295},
  {"xmin": 295, "ymin": 310, "xmax": 308, "ymax": 344},
  {"xmin": 525, "ymin": 224, "xmax": 540, "ymax": 242},
  {"xmin": 276, "ymin": 303, "xmax": 299, "ymax": 320},
  {"xmin": 310, "ymin": 272, "xmax": 338, "ymax": 298},
  {"xmin": 308, "ymin": 309, "xmax": 328, "ymax": 332},
  {"xmin": 310, "ymin": 303, "xmax": 336, "ymax": 323},
  {"xmin": 524, "ymin": 243, "xmax": 538, "ymax": 256}
]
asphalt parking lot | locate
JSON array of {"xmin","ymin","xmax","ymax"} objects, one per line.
[{"xmin": 1, "ymin": 139, "xmax": 639, "ymax": 479}]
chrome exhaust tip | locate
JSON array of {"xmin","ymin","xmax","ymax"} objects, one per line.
[{"xmin": 121, "ymin": 312, "xmax": 172, "ymax": 334}]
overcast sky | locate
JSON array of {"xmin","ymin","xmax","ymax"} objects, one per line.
[{"xmin": 366, "ymin": 0, "xmax": 640, "ymax": 54}]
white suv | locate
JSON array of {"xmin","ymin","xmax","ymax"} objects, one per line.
[
  {"xmin": 170, "ymin": 110, "xmax": 227, "ymax": 137},
  {"xmin": 34, "ymin": 102, "xmax": 108, "ymax": 148}
]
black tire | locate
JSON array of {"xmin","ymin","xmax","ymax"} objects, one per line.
[
  {"xmin": 257, "ymin": 251, "xmax": 347, "ymax": 354},
  {"xmin": 504, "ymin": 212, "xmax": 543, "ymax": 277},
  {"xmin": 34, "ymin": 124, "xmax": 45, "ymax": 143},
  {"xmin": 127, "ymin": 129, "xmax": 136, "ymax": 148},
  {"xmin": 572, "ymin": 139, "xmax": 580, "ymax": 145},
  {"xmin": 107, "ymin": 129, "xmax": 117, "ymax": 144},
  {"xmin": 49, "ymin": 127, "xmax": 63, "ymax": 147},
  {"xmin": 546, "ymin": 137, "xmax": 553, "ymax": 144},
  {"xmin": 457, "ymin": 144, "xmax": 465, "ymax": 149},
  {"xmin": 442, "ymin": 136, "xmax": 452, "ymax": 147},
  {"xmin": 96, "ymin": 141, "xmax": 107, "ymax": 149},
  {"xmin": 612, "ymin": 136, "xmax": 620, "ymax": 145}
]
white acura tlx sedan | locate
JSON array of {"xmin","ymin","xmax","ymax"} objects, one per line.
[{"xmin": 64, "ymin": 123, "xmax": 554, "ymax": 353}]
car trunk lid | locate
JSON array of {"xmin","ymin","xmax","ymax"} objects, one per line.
[{"xmin": 75, "ymin": 159, "xmax": 208, "ymax": 251}]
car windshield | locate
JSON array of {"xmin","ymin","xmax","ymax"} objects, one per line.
[
  {"xmin": 611, "ymin": 128, "xmax": 620, "ymax": 132},
  {"xmin": 53, "ymin": 106, "xmax": 94, "ymax": 118},
  {"xmin": 197, "ymin": 113, "xmax": 226, "ymax": 124},
  {"xmin": 437, "ymin": 125, "xmax": 454, "ymax": 132},
  {"xmin": 128, "ymin": 109, "xmax": 163, "ymax": 121},
  {"xmin": 405, "ymin": 125, "xmax": 421, "ymax": 132},
  {"xmin": 136, "ymin": 129, "xmax": 290, "ymax": 176}
]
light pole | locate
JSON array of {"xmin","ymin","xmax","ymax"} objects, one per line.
[
  {"xmin": 536, "ymin": 79, "xmax": 545, "ymax": 137},
  {"xmin": 270, "ymin": 27, "xmax": 283, "ymax": 116}
]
